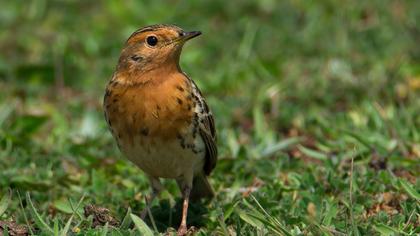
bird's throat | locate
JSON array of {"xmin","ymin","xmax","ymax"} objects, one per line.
[{"xmin": 114, "ymin": 61, "xmax": 182, "ymax": 87}]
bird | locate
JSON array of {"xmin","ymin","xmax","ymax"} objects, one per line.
[{"xmin": 103, "ymin": 24, "xmax": 217, "ymax": 235}]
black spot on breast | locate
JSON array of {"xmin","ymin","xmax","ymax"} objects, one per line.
[
  {"xmin": 176, "ymin": 97, "xmax": 183, "ymax": 105},
  {"xmin": 156, "ymin": 105, "xmax": 161, "ymax": 110},
  {"xmin": 176, "ymin": 85, "xmax": 185, "ymax": 92},
  {"xmin": 140, "ymin": 127, "xmax": 149, "ymax": 136}
]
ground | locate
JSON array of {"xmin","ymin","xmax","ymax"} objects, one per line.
[{"xmin": 0, "ymin": 1, "xmax": 419, "ymax": 235}]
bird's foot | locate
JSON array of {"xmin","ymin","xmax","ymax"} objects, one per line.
[{"xmin": 177, "ymin": 224, "xmax": 187, "ymax": 236}]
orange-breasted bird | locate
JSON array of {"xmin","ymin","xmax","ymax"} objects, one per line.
[{"xmin": 103, "ymin": 24, "xmax": 217, "ymax": 235}]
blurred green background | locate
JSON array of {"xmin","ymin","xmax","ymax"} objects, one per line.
[{"xmin": 0, "ymin": 0, "xmax": 419, "ymax": 235}]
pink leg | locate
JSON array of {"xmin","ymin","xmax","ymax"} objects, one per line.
[{"xmin": 177, "ymin": 186, "xmax": 191, "ymax": 236}]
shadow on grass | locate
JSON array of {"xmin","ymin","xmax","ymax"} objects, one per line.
[{"xmin": 142, "ymin": 198, "xmax": 210, "ymax": 232}]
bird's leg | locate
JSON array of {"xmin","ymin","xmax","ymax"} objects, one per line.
[
  {"xmin": 177, "ymin": 184, "xmax": 191, "ymax": 236},
  {"xmin": 140, "ymin": 191, "xmax": 157, "ymax": 219},
  {"xmin": 140, "ymin": 176, "xmax": 163, "ymax": 220}
]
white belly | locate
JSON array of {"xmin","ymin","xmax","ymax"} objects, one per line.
[{"xmin": 121, "ymin": 135, "xmax": 206, "ymax": 179}]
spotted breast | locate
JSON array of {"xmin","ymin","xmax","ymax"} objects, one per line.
[{"xmin": 103, "ymin": 72, "xmax": 216, "ymax": 180}]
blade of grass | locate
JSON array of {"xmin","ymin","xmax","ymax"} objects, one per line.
[
  {"xmin": 68, "ymin": 197, "xmax": 84, "ymax": 219},
  {"xmin": 239, "ymin": 197, "xmax": 289, "ymax": 235},
  {"xmin": 239, "ymin": 209, "xmax": 284, "ymax": 235},
  {"xmin": 120, "ymin": 207, "xmax": 132, "ymax": 230},
  {"xmin": 223, "ymin": 201, "xmax": 239, "ymax": 222},
  {"xmin": 399, "ymin": 179, "xmax": 420, "ymax": 201},
  {"xmin": 146, "ymin": 202, "xmax": 157, "ymax": 233},
  {"xmin": 26, "ymin": 192, "xmax": 54, "ymax": 234},
  {"xmin": 348, "ymin": 150, "xmax": 359, "ymax": 236},
  {"xmin": 249, "ymin": 195, "xmax": 292, "ymax": 236},
  {"xmin": 322, "ymin": 200, "xmax": 338, "ymax": 226},
  {"xmin": 237, "ymin": 21, "xmax": 257, "ymax": 60},
  {"xmin": 53, "ymin": 218, "xmax": 59, "ymax": 236},
  {"xmin": 0, "ymin": 101, "xmax": 16, "ymax": 127},
  {"xmin": 130, "ymin": 213, "xmax": 153, "ymax": 236},
  {"xmin": 373, "ymin": 223, "xmax": 407, "ymax": 236},
  {"xmin": 236, "ymin": 208, "xmax": 265, "ymax": 229},
  {"xmin": 343, "ymin": 130, "xmax": 372, "ymax": 149},
  {"xmin": 0, "ymin": 189, "xmax": 11, "ymax": 217},
  {"xmin": 402, "ymin": 208, "xmax": 416, "ymax": 231},
  {"xmin": 217, "ymin": 211, "xmax": 230, "ymax": 236},
  {"xmin": 2, "ymin": 227, "xmax": 10, "ymax": 236},
  {"xmin": 297, "ymin": 145, "xmax": 328, "ymax": 160},
  {"xmin": 60, "ymin": 194, "xmax": 85, "ymax": 236},
  {"xmin": 261, "ymin": 137, "xmax": 302, "ymax": 157},
  {"xmin": 100, "ymin": 222, "xmax": 109, "ymax": 236},
  {"xmin": 16, "ymin": 191, "xmax": 34, "ymax": 235}
]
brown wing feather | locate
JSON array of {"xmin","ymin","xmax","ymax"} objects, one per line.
[{"xmin": 189, "ymin": 78, "xmax": 217, "ymax": 175}]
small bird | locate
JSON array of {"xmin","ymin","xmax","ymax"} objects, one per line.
[{"xmin": 103, "ymin": 24, "xmax": 217, "ymax": 235}]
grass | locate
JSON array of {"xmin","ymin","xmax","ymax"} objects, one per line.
[{"xmin": 0, "ymin": 0, "xmax": 419, "ymax": 235}]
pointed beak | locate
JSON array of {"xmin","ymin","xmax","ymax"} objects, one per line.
[{"xmin": 179, "ymin": 31, "xmax": 202, "ymax": 42}]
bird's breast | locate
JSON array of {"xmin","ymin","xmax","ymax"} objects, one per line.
[
  {"xmin": 103, "ymin": 73, "xmax": 204, "ymax": 177},
  {"xmin": 104, "ymin": 74, "xmax": 195, "ymax": 141}
]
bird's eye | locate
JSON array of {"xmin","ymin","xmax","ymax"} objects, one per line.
[{"xmin": 146, "ymin": 36, "xmax": 158, "ymax": 46}]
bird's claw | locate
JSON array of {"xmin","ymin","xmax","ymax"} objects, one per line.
[{"xmin": 177, "ymin": 225, "xmax": 188, "ymax": 236}]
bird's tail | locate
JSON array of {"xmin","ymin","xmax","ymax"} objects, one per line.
[{"xmin": 190, "ymin": 174, "xmax": 214, "ymax": 201}]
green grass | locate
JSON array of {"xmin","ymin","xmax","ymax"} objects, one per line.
[{"xmin": 0, "ymin": 0, "xmax": 419, "ymax": 235}]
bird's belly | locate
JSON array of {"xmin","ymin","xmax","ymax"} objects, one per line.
[{"xmin": 121, "ymin": 136, "xmax": 205, "ymax": 179}]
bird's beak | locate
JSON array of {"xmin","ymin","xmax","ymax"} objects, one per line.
[{"xmin": 179, "ymin": 31, "xmax": 202, "ymax": 42}]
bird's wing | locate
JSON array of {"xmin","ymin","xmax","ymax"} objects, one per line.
[{"xmin": 189, "ymin": 78, "xmax": 217, "ymax": 175}]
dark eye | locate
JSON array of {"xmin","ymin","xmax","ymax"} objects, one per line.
[{"xmin": 146, "ymin": 36, "xmax": 158, "ymax": 46}]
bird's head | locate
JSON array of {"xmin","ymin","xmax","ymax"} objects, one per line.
[{"xmin": 117, "ymin": 24, "xmax": 201, "ymax": 76}]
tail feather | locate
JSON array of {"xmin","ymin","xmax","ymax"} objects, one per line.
[{"xmin": 190, "ymin": 174, "xmax": 214, "ymax": 201}]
